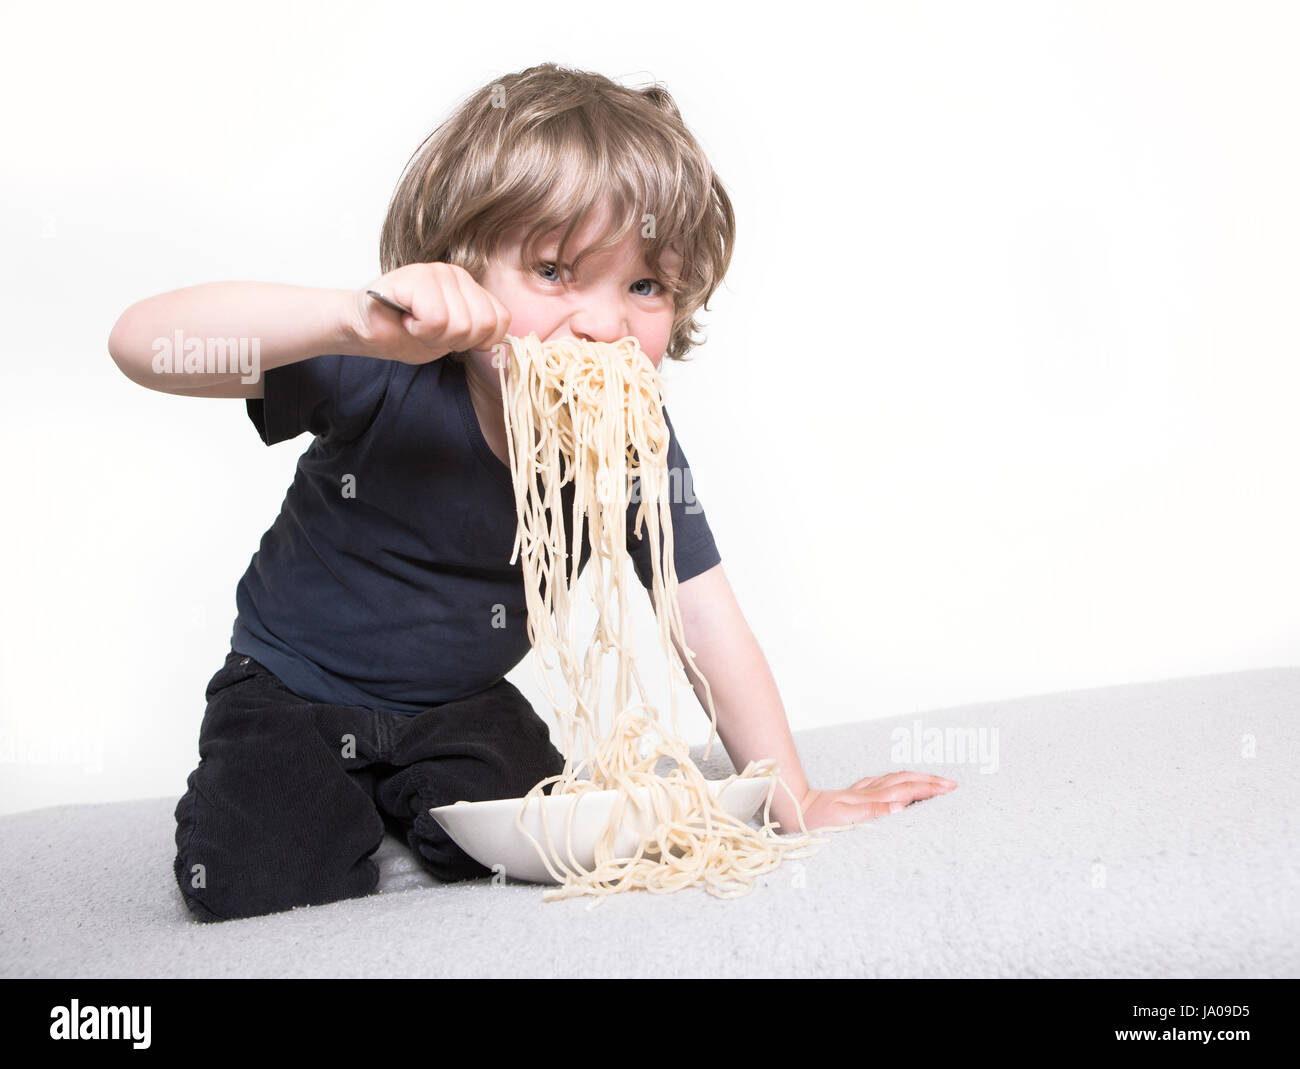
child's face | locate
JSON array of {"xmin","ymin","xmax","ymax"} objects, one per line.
[{"xmin": 468, "ymin": 202, "xmax": 681, "ymax": 390}]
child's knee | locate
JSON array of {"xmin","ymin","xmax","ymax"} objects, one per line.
[
  {"xmin": 173, "ymin": 853, "xmax": 381, "ymax": 923},
  {"xmin": 172, "ymin": 771, "xmax": 383, "ymax": 923},
  {"xmin": 172, "ymin": 850, "xmax": 228, "ymax": 923}
]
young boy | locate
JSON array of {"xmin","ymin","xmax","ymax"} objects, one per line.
[{"xmin": 108, "ymin": 62, "xmax": 955, "ymax": 923}]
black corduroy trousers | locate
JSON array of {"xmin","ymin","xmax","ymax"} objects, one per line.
[{"xmin": 172, "ymin": 650, "xmax": 565, "ymax": 922}]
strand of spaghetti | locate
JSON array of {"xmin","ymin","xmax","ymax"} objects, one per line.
[
  {"xmin": 493, "ymin": 332, "xmax": 831, "ymax": 902},
  {"xmin": 506, "ymin": 330, "xmax": 790, "ymax": 889}
]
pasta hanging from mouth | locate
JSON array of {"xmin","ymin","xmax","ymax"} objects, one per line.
[{"xmin": 493, "ymin": 331, "xmax": 822, "ymax": 903}]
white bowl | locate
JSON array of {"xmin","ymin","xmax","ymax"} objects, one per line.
[{"xmin": 428, "ymin": 776, "xmax": 773, "ymax": 885}]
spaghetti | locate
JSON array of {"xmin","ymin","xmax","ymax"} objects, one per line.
[{"xmin": 493, "ymin": 331, "xmax": 824, "ymax": 904}]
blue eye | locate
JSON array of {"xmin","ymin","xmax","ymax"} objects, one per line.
[{"xmin": 535, "ymin": 262, "xmax": 664, "ymax": 295}]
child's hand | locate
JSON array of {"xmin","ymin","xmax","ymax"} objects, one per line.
[
  {"xmin": 341, "ymin": 262, "xmax": 511, "ymax": 364},
  {"xmin": 789, "ymin": 773, "xmax": 956, "ymax": 831}
]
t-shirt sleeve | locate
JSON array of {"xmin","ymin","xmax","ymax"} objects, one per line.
[
  {"xmin": 626, "ymin": 406, "xmax": 722, "ymax": 590},
  {"xmin": 245, "ymin": 353, "xmax": 395, "ymax": 445}
]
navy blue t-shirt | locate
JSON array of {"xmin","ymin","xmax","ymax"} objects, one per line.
[{"xmin": 231, "ymin": 352, "xmax": 721, "ymax": 715}]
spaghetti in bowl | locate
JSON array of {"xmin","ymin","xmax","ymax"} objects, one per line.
[{"xmin": 429, "ymin": 775, "xmax": 772, "ymax": 886}]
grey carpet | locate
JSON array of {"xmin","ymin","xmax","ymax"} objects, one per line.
[{"xmin": 1, "ymin": 667, "xmax": 1296, "ymax": 978}]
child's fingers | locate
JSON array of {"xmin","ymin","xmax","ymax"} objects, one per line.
[
  {"xmin": 364, "ymin": 262, "xmax": 513, "ymax": 364},
  {"xmin": 402, "ymin": 270, "xmax": 451, "ymax": 344},
  {"xmin": 882, "ymin": 782, "xmax": 951, "ymax": 805},
  {"xmin": 487, "ymin": 291, "xmax": 512, "ymax": 347},
  {"xmin": 840, "ymin": 782, "xmax": 951, "ymax": 813},
  {"xmin": 433, "ymin": 264, "xmax": 474, "ymax": 350},
  {"xmin": 832, "ymin": 798, "xmax": 906, "ymax": 822},
  {"xmin": 851, "ymin": 772, "xmax": 956, "ymax": 791},
  {"xmin": 475, "ymin": 283, "xmax": 512, "ymax": 352},
  {"xmin": 453, "ymin": 269, "xmax": 510, "ymax": 352}
]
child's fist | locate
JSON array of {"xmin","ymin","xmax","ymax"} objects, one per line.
[{"xmin": 342, "ymin": 262, "xmax": 511, "ymax": 364}]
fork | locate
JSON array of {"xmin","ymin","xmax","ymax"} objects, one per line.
[{"xmin": 366, "ymin": 289, "xmax": 414, "ymax": 317}]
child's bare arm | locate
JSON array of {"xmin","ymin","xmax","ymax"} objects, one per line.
[
  {"xmin": 666, "ymin": 563, "xmax": 957, "ymax": 832},
  {"xmin": 107, "ymin": 282, "xmax": 357, "ymax": 397},
  {"xmin": 107, "ymin": 264, "xmax": 511, "ymax": 397}
]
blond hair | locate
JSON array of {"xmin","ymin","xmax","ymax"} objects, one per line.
[{"xmin": 379, "ymin": 63, "xmax": 735, "ymax": 362}]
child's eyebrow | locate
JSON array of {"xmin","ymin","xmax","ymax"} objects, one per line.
[{"xmin": 535, "ymin": 254, "xmax": 677, "ymax": 279}]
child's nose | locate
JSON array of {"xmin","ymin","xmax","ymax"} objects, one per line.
[{"xmin": 572, "ymin": 328, "xmax": 623, "ymax": 346}]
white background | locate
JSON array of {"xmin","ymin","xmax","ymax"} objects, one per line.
[{"xmin": 1, "ymin": 0, "xmax": 1296, "ymax": 815}]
